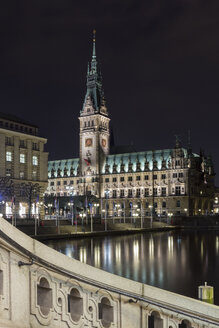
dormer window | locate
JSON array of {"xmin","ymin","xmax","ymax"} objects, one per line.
[{"xmin": 120, "ymin": 163, "xmax": 125, "ymax": 173}]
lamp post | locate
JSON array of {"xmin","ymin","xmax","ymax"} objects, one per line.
[
  {"xmin": 140, "ymin": 202, "xmax": 143, "ymax": 229},
  {"xmin": 123, "ymin": 200, "xmax": 126, "ymax": 223},
  {"xmin": 168, "ymin": 212, "xmax": 173, "ymax": 224},
  {"xmin": 149, "ymin": 205, "xmax": 153, "ymax": 228},
  {"xmin": 90, "ymin": 203, "xmax": 93, "ymax": 233},
  {"xmin": 48, "ymin": 203, "xmax": 52, "ymax": 218},
  {"xmin": 105, "ymin": 189, "xmax": 109, "ymax": 230},
  {"xmin": 68, "ymin": 202, "xmax": 74, "ymax": 226},
  {"xmin": 80, "ymin": 213, "xmax": 86, "ymax": 232}
]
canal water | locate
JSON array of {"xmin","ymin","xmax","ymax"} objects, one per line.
[{"xmin": 44, "ymin": 229, "xmax": 219, "ymax": 305}]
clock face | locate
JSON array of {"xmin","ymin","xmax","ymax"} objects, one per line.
[
  {"xmin": 85, "ymin": 138, "xmax": 92, "ymax": 147},
  {"xmin": 102, "ymin": 139, "xmax": 106, "ymax": 148}
]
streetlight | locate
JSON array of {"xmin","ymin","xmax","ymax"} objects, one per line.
[
  {"xmin": 68, "ymin": 202, "xmax": 74, "ymax": 226},
  {"xmin": 168, "ymin": 212, "xmax": 173, "ymax": 224},
  {"xmin": 105, "ymin": 189, "xmax": 109, "ymax": 231},
  {"xmin": 48, "ymin": 203, "xmax": 52, "ymax": 217},
  {"xmin": 79, "ymin": 213, "xmax": 86, "ymax": 232}
]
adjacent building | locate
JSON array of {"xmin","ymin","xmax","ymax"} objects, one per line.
[
  {"xmin": 0, "ymin": 112, "xmax": 48, "ymax": 218},
  {"xmin": 45, "ymin": 33, "xmax": 215, "ymax": 218}
]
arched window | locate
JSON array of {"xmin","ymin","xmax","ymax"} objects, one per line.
[
  {"xmin": 37, "ymin": 277, "xmax": 52, "ymax": 316},
  {"xmin": 68, "ymin": 288, "xmax": 83, "ymax": 322},
  {"xmin": 98, "ymin": 297, "xmax": 113, "ymax": 328},
  {"xmin": 148, "ymin": 311, "xmax": 163, "ymax": 328},
  {"xmin": 179, "ymin": 320, "xmax": 192, "ymax": 328}
]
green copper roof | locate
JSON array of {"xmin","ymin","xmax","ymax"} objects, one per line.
[
  {"xmin": 102, "ymin": 148, "xmax": 191, "ymax": 174},
  {"xmin": 48, "ymin": 148, "xmax": 200, "ymax": 178},
  {"xmin": 48, "ymin": 158, "xmax": 79, "ymax": 178}
]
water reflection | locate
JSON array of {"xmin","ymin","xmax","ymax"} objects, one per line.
[{"xmin": 45, "ymin": 230, "xmax": 219, "ymax": 305}]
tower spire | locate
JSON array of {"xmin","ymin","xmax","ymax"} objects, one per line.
[
  {"xmin": 92, "ymin": 29, "xmax": 96, "ymax": 61},
  {"xmin": 81, "ymin": 30, "xmax": 108, "ymax": 116}
]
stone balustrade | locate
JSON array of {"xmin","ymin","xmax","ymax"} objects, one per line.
[{"xmin": 0, "ymin": 217, "xmax": 218, "ymax": 328}]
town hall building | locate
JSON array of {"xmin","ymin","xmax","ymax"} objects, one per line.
[{"xmin": 45, "ymin": 32, "xmax": 215, "ymax": 218}]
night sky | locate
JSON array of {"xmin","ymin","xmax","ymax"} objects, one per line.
[{"xmin": 1, "ymin": 1, "xmax": 219, "ymax": 184}]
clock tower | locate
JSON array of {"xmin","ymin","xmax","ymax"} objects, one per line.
[{"xmin": 79, "ymin": 30, "xmax": 110, "ymax": 197}]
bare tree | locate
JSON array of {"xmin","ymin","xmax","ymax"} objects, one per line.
[
  {"xmin": 0, "ymin": 177, "xmax": 14, "ymax": 200},
  {"xmin": 19, "ymin": 182, "xmax": 41, "ymax": 218}
]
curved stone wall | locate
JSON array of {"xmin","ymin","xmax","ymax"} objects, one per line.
[{"xmin": 0, "ymin": 217, "xmax": 218, "ymax": 328}]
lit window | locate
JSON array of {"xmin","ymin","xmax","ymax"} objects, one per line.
[
  {"xmin": 20, "ymin": 154, "xmax": 25, "ymax": 163},
  {"xmin": 6, "ymin": 168, "xmax": 11, "ymax": 176},
  {"xmin": 32, "ymin": 170, "xmax": 37, "ymax": 180},
  {"xmin": 32, "ymin": 156, "xmax": 38, "ymax": 166},
  {"xmin": 6, "ymin": 151, "xmax": 12, "ymax": 162},
  {"xmin": 20, "ymin": 172, "xmax": 24, "ymax": 179}
]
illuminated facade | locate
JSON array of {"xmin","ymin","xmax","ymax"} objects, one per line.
[
  {"xmin": 46, "ymin": 33, "xmax": 215, "ymax": 217},
  {"xmin": 0, "ymin": 113, "xmax": 48, "ymax": 218}
]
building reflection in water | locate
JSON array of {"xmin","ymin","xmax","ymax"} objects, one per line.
[
  {"xmin": 168, "ymin": 235, "xmax": 173, "ymax": 257},
  {"xmin": 79, "ymin": 247, "xmax": 87, "ymax": 263},
  {"xmin": 216, "ymin": 236, "xmax": 219, "ymax": 254},
  {"xmin": 45, "ymin": 230, "xmax": 219, "ymax": 305},
  {"xmin": 94, "ymin": 245, "xmax": 101, "ymax": 268}
]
